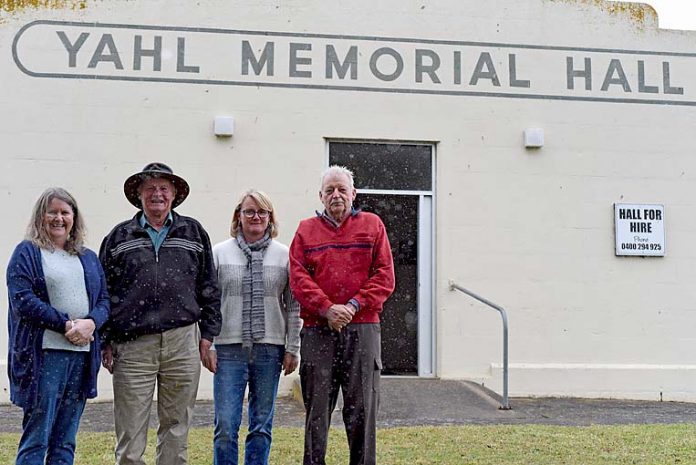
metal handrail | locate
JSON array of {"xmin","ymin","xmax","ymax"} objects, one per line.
[{"xmin": 449, "ymin": 281, "xmax": 511, "ymax": 410}]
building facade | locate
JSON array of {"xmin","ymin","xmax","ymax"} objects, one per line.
[{"xmin": 2, "ymin": 0, "xmax": 696, "ymax": 402}]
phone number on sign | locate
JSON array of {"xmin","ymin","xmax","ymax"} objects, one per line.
[{"xmin": 621, "ymin": 243, "xmax": 662, "ymax": 251}]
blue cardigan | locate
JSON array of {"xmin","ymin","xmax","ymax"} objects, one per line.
[{"xmin": 6, "ymin": 240, "xmax": 110, "ymax": 408}]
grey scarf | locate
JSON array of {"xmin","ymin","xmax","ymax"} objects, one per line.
[{"xmin": 237, "ymin": 231, "xmax": 272, "ymax": 349}]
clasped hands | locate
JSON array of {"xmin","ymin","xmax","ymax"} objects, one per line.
[
  {"xmin": 64, "ymin": 318, "xmax": 95, "ymax": 347},
  {"xmin": 326, "ymin": 303, "xmax": 356, "ymax": 332}
]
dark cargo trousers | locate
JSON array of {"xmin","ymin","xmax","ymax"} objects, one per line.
[{"xmin": 300, "ymin": 323, "xmax": 382, "ymax": 465}]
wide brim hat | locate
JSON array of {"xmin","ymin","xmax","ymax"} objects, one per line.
[{"xmin": 123, "ymin": 162, "xmax": 190, "ymax": 209}]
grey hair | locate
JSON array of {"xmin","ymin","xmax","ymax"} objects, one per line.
[
  {"xmin": 25, "ymin": 187, "xmax": 86, "ymax": 255},
  {"xmin": 320, "ymin": 165, "xmax": 355, "ymax": 190}
]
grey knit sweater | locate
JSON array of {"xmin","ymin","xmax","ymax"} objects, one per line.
[{"xmin": 212, "ymin": 238, "xmax": 301, "ymax": 355}]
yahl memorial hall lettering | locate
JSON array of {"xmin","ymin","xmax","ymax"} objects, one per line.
[{"xmin": 13, "ymin": 21, "xmax": 696, "ymax": 105}]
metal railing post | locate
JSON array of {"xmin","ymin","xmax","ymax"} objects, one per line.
[{"xmin": 449, "ymin": 281, "xmax": 511, "ymax": 410}]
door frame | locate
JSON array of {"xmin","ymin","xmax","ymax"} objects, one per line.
[{"xmin": 325, "ymin": 139, "xmax": 437, "ymax": 377}]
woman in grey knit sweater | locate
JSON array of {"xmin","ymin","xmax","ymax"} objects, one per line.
[{"xmin": 206, "ymin": 189, "xmax": 301, "ymax": 465}]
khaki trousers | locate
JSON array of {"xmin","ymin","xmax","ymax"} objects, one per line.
[{"xmin": 112, "ymin": 324, "xmax": 201, "ymax": 465}]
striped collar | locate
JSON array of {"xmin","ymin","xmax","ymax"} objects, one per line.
[{"xmin": 315, "ymin": 208, "xmax": 360, "ymax": 228}]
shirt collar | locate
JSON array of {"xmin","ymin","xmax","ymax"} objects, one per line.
[
  {"xmin": 139, "ymin": 211, "xmax": 173, "ymax": 229},
  {"xmin": 315, "ymin": 208, "xmax": 360, "ymax": 228}
]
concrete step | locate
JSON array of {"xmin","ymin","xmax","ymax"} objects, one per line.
[{"xmin": 293, "ymin": 376, "xmax": 509, "ymax": 427}]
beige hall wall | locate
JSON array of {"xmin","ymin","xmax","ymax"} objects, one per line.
[{"xmin": 2, "ymin": 0, "xmax": 696, "ymax": 402}]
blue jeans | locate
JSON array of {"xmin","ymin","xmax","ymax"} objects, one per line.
[
  {"xmin": 16, "ymin": 350, "xmax": 88, "ymax": 465},
  {"xmin": 213, "ymin": 344, "xmax": 284, "ymax": 465}
]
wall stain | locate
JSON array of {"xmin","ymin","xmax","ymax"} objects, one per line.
[
  {"xmin": 0, "ymin": 0, "xmax": 661, "ymax": 31},
  {"xmin": 549, "ymin": 0, "xmax": 658, "ymax": 29},
  {"xmin": 0, "ymin": 0, "xmax": 89, "ymax": 13}
]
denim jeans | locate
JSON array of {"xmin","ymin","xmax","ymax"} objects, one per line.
[
  {"xmin": 213, "ymin": 344, "xmax": 284, "ymax": 465},
  {"xmin": 16, "ymin": 350, "xmax": 88, "ymax": 465}
]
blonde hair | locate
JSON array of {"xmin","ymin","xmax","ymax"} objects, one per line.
[
  {"xmin": 26, "ymin": 187, "xmax": 86, "ymax": 255},
  {"xmin": 230, "ymin": 189, "xmax": 278, "ymax": 238}
]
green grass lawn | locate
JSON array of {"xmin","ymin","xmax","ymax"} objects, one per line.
[{"xmin": 2, "ymin": 424, "xmax": 696, "ymax": 464}]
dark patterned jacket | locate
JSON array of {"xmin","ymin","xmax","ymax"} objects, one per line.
[{"xmin": 99, "ymin": 211, "xmax": 221, "ymax": 343}]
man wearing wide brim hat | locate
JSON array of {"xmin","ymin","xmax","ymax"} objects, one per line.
[
  {"xmin": 122, "ymin": 162, "xmax": 190, "ymax": 209},
  {"xmin": 99, "ymin": 162, "xmax": 221, "ymax": 465}
]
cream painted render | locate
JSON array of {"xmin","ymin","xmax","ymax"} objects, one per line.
[{"xmin": 2, "ymin": 0, "xmax": 696, "ymax": 403}]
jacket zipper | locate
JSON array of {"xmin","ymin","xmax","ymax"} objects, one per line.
[{"xmin": 153, "ymin": 239, "xmax": 159, "ymax": 309}]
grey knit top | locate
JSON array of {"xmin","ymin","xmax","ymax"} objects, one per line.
[
  {"xmin": 40, "ymin": 248, "xmax": 90, "ymax": 352},
  {"xmin": 212, "ymin": 238, "xmax": 302, "ymax": 355}
]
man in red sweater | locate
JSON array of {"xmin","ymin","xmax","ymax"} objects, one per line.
[{"xmin": 290, "ymin": 165, "xmax": 395, "ymax": 465}]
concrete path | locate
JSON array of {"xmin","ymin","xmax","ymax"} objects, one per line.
[{"xmin": 3, "ymin": 378, "xmax": 696, "ymax": 433}]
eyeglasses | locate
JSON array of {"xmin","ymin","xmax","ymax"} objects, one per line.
[{"xmin": 241, "ymin": 209, "xmax": 270, "ymax": 219}]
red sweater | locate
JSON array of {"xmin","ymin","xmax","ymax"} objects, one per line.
[{"xmin": 289, "ymin": 211, "xmax": 395, "ymax": 327}]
